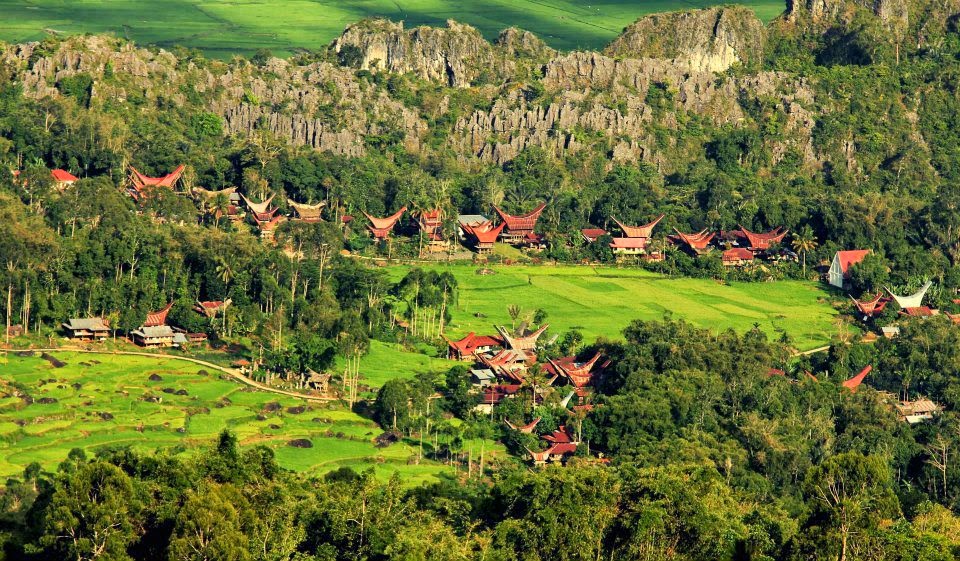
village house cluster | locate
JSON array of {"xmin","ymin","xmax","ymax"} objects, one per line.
[
  {"xmin": 445, "ymin": 325, "xmax": 609, "ymax": 465},
  {"xmin": 20, "ymin": 164, "xmax": 811, "ymax": 267},
  {"xmin": 63, "ymin": 299, "xmax": 217, "ymax": 347}
]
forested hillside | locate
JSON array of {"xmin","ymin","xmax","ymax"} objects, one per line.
[
  {"xmin": 5, "ymin": 0, "xmax": 960, "ymax": 559},
  {"xmin": 4, "ymin": 0, "xmax": 960, "ymax": 288}
]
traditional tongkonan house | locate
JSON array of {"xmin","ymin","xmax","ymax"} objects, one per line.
[
  {"xmin": 545, "ymin": 353, "xmax": 604, "ymax": 388},
  {"xmin": 527, "ymin": 425, "xmax": 579, "ymax": 465},
  {"xmin": 62, "ymin": 317, "xmax": 110, "ymax": 341},
  {"xmin": 241, "ymin": 193, "xmax": 280, "ymax": 223},
  {"xmin": 460, "ymin": 221, "xmax": 505, "ymax": 254},
  {"xmin": 851, "ymin": 293, "xmax": 891, "ymax": 319},
  {"xmin": 612, "ymin": 215, "xmax": 664, "ymax": 239},
  {"xmin": 670, "ymin": 229, "xmax": 716, "ymax": 255},
  {"xmin": 505, "ymin": 417, "xmax": 541, "ymax": 433},
  {"xmin": 496, "ymin": 324, "xmax": 549, "ymax": 352},
  {"xmin": 417, "ymin": 208, "xmax": 445, "ymax": 244},
  {"xmin": 288, "ymin": 200, "xmax": 325, "ymax": 223},
  {"xmin": 194, "ymin": 299, "xmax": 232, "ymax": 319},
  {"xmin": 494, "ymin": 203, "xmax": 546, "ymax": 245},
  {"xmin": 722, "ymin": 247, "xmax": 755, "ymax": 267},
  {"xmin": 887, "ymin": 280, "xmax": 933, "ymax": 312},
  {"xmin": 738, "ymin": 225, "xmax": 788, "ymax": 252},
  {"xmin": 364, "ymin": 207, "xmax": 406, "ymax": 240},
  {"xmin": 51, "ymin": 169, "xmax": 78, "ymax": 191},
  {"xmin": 479, "ymin": 349, "xmax": 531, "ymax": 382},
  {"xmin": 445, "ymin": 332, "xmax": 504, "ymax": 360},
  {"xmin": 828, "ymin": 250, "xmax": 870, "ymax": 289},
  {"xmin": 144, "ymin": 302, "xmax": 173, "ymax": 327},
  {"xmin": 128, "ymin": 165, "xmax": 185, "ymax": 200},
  {"xmin": 842, "ymin": 365, "xmax": 872, "ymax": 392}
]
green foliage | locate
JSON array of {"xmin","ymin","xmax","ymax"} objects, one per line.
[
  {"xmin": 189, "ymin": 112, "xmax": 223, "ymax": 140},
  {"xmin": 337, "ymin": 44, "xmax": 364, "ymax": 68},
  {"xmin": 55, "ymin": 73, "xmax": 93, "ymax": 107}
]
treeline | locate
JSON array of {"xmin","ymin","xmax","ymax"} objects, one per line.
[
  {"xmin": 6, "ymin": 316, "xmax": 960, "ymax": 559},
  {"xmin": 365, "ymin": 315, "xmax": 960, "ymax": 560}
]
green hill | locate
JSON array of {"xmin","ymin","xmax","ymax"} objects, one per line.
[{"xmin": 1, "ymin": 0, "xmax": 786, "ymax": 57}]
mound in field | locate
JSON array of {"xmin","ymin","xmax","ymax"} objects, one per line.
[
  {"xmin": 287, "ymin": 439, "xmax": 313, "ymax": 448},
  {"xmin": 287, "ymin": 406, "xmax": 306, "ymax": 415},
  {"xmin": 41, "ymin": 353, "xmax": 65, "ymax": 368},
  {"xmin": 375, "ymin": 431, "xmax": 401, "ymax": 448},
  {"xmin": 148, "ymin": 374, "xmax": 163, "ymax": 381},
  {"xmin": 37, "ymin": 397, "xmax": 58, "ymax": 404},
  {"xmin": 263, "ymin": 402, "xmax": 281, "ymax": 412}
]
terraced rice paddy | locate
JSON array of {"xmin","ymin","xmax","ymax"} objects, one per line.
[
  {"xmin": 388, "ymin": 262, "xmax": 839, "ymax": 351},
  {"xmin": 1, "ymin": 0, "xmax": 787, "ymax": 57},
  {"xmin": 0, "ymin": 351, "xmax": 492, "ymax": 481}
]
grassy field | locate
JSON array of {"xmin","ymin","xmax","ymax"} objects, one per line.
[
  {"xmin": 0, "ymin": 0, "xmax": 786, "ymax": 56},
  {"xmin": 334, "ymin": 340, "xmax": 456, "ymax": 392},
  {"xmin": 0, "ymin": 351, "xmax": 497, "ymax": 481},
  {"xmin": 388, "ymin": 262, "xmax": 838, "ymax": 350}
]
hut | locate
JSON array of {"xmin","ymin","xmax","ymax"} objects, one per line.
[{"xmin": 62, "ymin": 318, "xmax": 110, "ymax": 341}]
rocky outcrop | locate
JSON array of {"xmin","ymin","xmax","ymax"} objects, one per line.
[
  {"xmin": 2, "ymin": 8, "xmax": 896, "ymax": 172},
  {"xmin": 783, "ymin": 0, "xmax": 909, "ymax": 27},
  {"xmin": 605, "ymin": 7, "xmax": 766, "ymax": 72},
  {"xmin": 495, "ymin": 27, "xmax": 556, "ymax": 61},
  {"xmin": 332, "ymin": 19, "xmax": 499, "ymax": 87},
  {"xmin": 2, "ymin": 35, "xmax": 426, "ymax": 157},
  {"xmin": 453, "ymin": 51, "xmax": 817, "ymax": 168}
]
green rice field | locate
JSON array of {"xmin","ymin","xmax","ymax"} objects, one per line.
[
  {"xmin": 335, "ymin": 340, "xmax": 456, "ymax": 391},
  {"xmin": 0, "ymin": 0, "xmax": 787, "ymax": 57},
  {"xmin": 0, "ymin": 351, "xmax": 496, "ymax": 481},
  {"xmin": 389, "ymin": 263, "xmax": 839, "ymax": 351}
]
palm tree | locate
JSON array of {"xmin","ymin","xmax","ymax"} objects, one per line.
[
  {"xmin": 507, "ymin": 304, "xmax": 522, "ymax": 331},
  {"xmin": 792, "ymin": 226, "xmax": 819, "ymax": 278},
  {"xmin": 211, "ymin": 193, "xmax": 230, "ymax": 230},
  {"xmin": 215, "ymin": 258, "xmax": 234, "ymax": 288}
]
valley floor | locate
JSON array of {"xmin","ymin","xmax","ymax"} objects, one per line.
[{"xmin": 0, "ymin": 351, "xmax": 499, "ymax": 482}]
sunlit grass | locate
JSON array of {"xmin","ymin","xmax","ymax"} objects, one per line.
[
  {"xmin": 0, "ymin": 0, "xmax": 786, "ymax": 56},
  {"xmin": 0, "ymin": 351, "xmax": 468, "ymax": 483}
]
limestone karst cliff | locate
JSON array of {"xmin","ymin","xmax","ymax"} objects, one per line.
[
  {"xmin": 605, "ymin": 7, "xmax": 767, "ymax": 73},
  {"xmin": 1, "ymin": 0, "xmax": 954, "ymax": 175}
]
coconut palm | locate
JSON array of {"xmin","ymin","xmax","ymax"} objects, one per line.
[{"xmin": 792, "ymin": 226, "xmax": 819, "ymax": 278}]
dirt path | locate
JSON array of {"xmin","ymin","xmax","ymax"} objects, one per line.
[
  {"xmin": 794, "ymin": 345, "xmax": 831, "ymax": 357},
  {"xmin": 5, "ymin": 347, "xmax": 337, "ymax": 403}
]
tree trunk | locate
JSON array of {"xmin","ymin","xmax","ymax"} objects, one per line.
[{"xmin": 5, "ymin": 283, "xmax": 11, "ymax": 345}]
